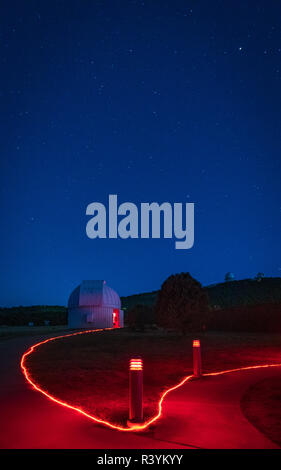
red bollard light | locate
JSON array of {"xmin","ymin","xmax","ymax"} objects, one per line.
[
  {"xmin": 193, "ymin": 339, "xmax": 202, "ymax": 377},
  {"xmin": 127, "ymin": 357, "xmax": 143, "ymax": 426}
]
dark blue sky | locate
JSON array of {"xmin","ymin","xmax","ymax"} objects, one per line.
[{"xmin": 1, "ymin": 1, "xmax": 281, "ymax": 306}]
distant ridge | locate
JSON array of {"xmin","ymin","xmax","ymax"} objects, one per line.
[
  {"xmin": 121, "ymin": 277, "xmax": 281, "ymax": 310},
  {"xmin": 1, "ymin": 277, "xmax": 281, "ymax": 325}
]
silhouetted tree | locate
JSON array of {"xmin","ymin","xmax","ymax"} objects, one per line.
[
  {"xmin": 155, "ymin": 272, "xmax": 210, "ymax": 334},
  {"xmin": 225, "ymin": 272, "xmax": 235, "ymax": 282},
  {"xmin": 254, "ymin": 272, "xmax": 265, "ymax": 281}
]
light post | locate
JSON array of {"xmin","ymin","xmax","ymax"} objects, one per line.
[
  {"xmin": 193, "ymin": 339, "xmax": 202, "ymax": 377},
  {"xmin": 127, "ymin": 357, "xmax": 143, "ymax": 426}
]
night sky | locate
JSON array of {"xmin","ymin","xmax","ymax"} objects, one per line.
[{"xmin": 1, "ymin": 1, "xmax": 281, "ymax": 307}]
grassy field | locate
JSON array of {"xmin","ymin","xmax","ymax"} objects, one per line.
[
  {"xmin": 0, "ymin": 325, "xmax": 71, "ymax": 341},
  {"xmin": 25, "ymin": 328, "xmax": 281, "ymax": 429},
  {"xmin": 241, "ymin": 376, "xmax": 281, "ymax": 447}
]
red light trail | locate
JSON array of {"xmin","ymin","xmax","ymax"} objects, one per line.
[{"xmin": 20, "ymin": 328, "xmax": 281, "ymax": 433}]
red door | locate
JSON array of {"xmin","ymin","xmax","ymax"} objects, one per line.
[{"xmin": 112, "ymin": 309, "xmax": 119, "ymax": 328}]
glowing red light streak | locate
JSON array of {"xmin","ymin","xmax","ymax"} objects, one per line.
[
  {"xmin": 193, "ymin": 340, "xmax": 200, "ymax": 347},
  {"xmin": 20, "ymin": 328, "xmax": 281, "ymax": 432}
]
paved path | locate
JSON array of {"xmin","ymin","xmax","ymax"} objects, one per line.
[
  {"xmin": 0, "ymin": 334, "xmax": 279, "ymax": 449},
  {"xmin": 152, "ymin": 367, "xmax": 280, "ymax": 449}
]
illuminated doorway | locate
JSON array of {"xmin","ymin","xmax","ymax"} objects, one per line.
[{"xmin": 112, "ymin": 309, "xmax": 119, "ymax": 328}]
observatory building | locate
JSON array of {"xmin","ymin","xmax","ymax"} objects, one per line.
[{"xmin": 68, "ymin": 280, "xmax": 124, "ymax": 329}]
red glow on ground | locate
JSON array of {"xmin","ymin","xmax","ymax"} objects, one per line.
[{"xmin": 20, "ymin": 328, "xmax": 281, "ymax": 432}]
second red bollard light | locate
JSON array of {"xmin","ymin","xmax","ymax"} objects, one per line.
[
  {"xmin": 127, "ymin": 357, "xmax": 143, "ymax": 426},
  {"xmin": 193, "ymin": 339, "xmax": 202, "ymax": 377}
]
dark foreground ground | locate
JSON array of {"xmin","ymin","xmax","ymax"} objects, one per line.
[
  {"xmin": 241, "ymin": 376, "xmax": 281, "ymax": 447},
  {"xmin": 1, "ymin": 330, "xmax": 281, "ymax": 449},
  {"xmin": 26, "ymin": 328, "xmax": 281, "ymax": 429}
]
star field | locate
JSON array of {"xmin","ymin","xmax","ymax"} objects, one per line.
[{"xmin": 0, "ymin": 0, "xmax": 281, "ymax": 306}]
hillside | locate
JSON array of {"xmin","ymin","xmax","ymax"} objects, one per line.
[
  {"xmin": 0, "ymin": 305, "xmax": 67, "ymax": 326},
  {"xmin": 1, "ymin": 277, "xmax": 281, "ymax": 326},
  {"xmin": 121, "ymin": 277, "xmax": 281, "ymax": 311},
  {"xmin": 206, "ymin": 277, "xmax": 281, "ymax": 308},
  {"xmin": 120, "ymin": 291, "xmax": 158, "ymax": 311}
]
